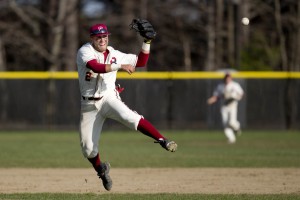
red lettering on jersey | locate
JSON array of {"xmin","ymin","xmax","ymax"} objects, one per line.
[{"xmin": 110, "ymin": 57, "xmax": 117, "ymax": 64}]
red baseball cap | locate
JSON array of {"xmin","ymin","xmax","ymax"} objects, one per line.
[{"xmin": 89, "ymin": 24, "xmax": 110, "ymax": 36}]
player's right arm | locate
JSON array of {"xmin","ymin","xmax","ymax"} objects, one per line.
[
  {"xmin": 86, "ymin": 60, "xmax": 135, "ymax": 75},
  {"xmin": 207, "ymin": 96, "xmax": 218, "ymax": 105},
  {"xmin": 78, "ymin": 44, "xmax": 134, "ymax": 75},
  {"xmin": 207, "ymin": 84, "xmax": 223, "ymax": 105}
]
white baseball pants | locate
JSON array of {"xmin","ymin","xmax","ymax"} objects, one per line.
[
  {"xmin": 79, "ymin": 90, "xmax": 142, "ymax": 158},
  {"xmin": 221, "ymin": 101, "xmax": 240, "ymax": 143}
]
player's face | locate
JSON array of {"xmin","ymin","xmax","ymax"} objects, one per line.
[
  {"xmin": 225, "ymin": 76, "xmax": 232, "ymax": 84},
  {"xmin": 91, "ymin": 35, "xmax": 109, "ymax": 53}
]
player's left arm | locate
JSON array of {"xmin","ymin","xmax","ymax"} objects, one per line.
[
  {"xmin": 135, "ymin": 42, "xmax": 150, "ymax": 67},
  {"xmin": 207, "ymin": 86, "xmax": 222, "ymax": 105},
  {"xmin": 207, "ymin": 96, "xmax": 218, "ymax": 105},
  {"xmin": 232, "ymin": 83, "xmax": 244, "ymax": 101}
]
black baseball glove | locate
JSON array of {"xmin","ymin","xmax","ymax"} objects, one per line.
[
  {"xmin": 224, "ymin": 98, "xmax": 236, "ymax": 105},
  {"xmin": 130, "ymin": 19, "xmax": 156, "ymax": 43}
]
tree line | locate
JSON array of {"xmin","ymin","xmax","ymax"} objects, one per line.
[{"xmin": 0, "ymin": 0, "xmax": 299, "ymax": 72}]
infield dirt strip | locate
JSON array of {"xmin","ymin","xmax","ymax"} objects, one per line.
[{"xmin": 0, "ymin": 168, "xmax": 299, "ymax": 194}]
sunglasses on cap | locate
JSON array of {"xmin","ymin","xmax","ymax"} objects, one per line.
[
  {"xmin": 89, "ymin": 24, "xmax": 110, "ymax": 36},
  {"xmin": 90, "ymin": 28, "xmax": 109, "ymax": 36}
]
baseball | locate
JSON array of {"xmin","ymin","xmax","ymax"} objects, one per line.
[{"xmin": 241, "ymin": 17, "xmax": 250, "ymax": 25}]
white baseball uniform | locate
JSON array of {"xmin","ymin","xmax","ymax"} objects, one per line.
[
  {"xmin": 77, "ymin": 43, "xmax": 142, "ymax": 158},
  {"xmin": 213, "ymin": 80, "xmax": 244, "ymax": 143}
]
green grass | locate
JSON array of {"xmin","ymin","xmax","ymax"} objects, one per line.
[
  {"xmin": 0, "ymin": 130, "xmax": 299, "ymax": 168},
  {"xmin": 0, "ymin": 130, "xmax": 300, "ymax": 199}
]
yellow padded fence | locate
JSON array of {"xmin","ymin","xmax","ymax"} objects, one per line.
[{"xmin": 0, "ymin": 71, "xmax": 300, "ymax": 79}]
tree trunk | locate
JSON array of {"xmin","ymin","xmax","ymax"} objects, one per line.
[
  {"xmin": 64, "ymin": 0, "xmax": 79, "ymax": 71},
  {"xmin": 122, "ymin": 1, "xmax": 135, "ymax": 39},
  {"xmin": 240, "ymin": 0, "xmax": 250, "ymax": 46},
  {"xmin": 233, "ymin": 2, "xmax": 241, "ymax": 69},
  {"xmin": 295, "ymin": 1, "xmax": 300, "ymax": 71},
  {"xmin": 205, "ymin": 0, "xmax": 216, "ymax": 71},
  {"xmin": 0, "ymin": 36, "xmax": 8, "ymax": 123},
  {"xmin": 176, "ymin": 19, "xmax": 192, "ymax": 71},
  {"xmin": 215, "ymin": 0, "xmax": 223, "ymax": 69},
  {"xmin": 0, "ymin": 37, "xmax": 6, "ymax": 71},
  {"xmin": 227, "ymin": 1, "xmax": 235, "ymax": 68},
  {"xmin": 274, "ymin": 0, "xmax": 288, "ymax": 71},
  {"xmin": 49, "ymin": 0, "xmax": 68, "ymax": 71},
  {"xmin": 46, "ymin": 0, "xmax": 69, "ymax": 127},
  {"xmin": 283, "ymin": 1, "xmax": 299, "ymax": 129},
  {"xmin": 182, "ymin": 39, "xmax": 191, "ymax": 71}
]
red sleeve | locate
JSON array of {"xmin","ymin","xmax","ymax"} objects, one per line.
[
  {"xmin": 136, "ymin": 52, "xmax": 149, "ymax": 67},
  {"xmin": 86, "ymin": 59, "xmax": 106, "ymax": 73}
]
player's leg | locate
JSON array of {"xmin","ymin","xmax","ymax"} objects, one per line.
[
  {"xmin": 137, "ymin": 118, "xmax": 177, "ymax": 152},
  {"xmin": 136, "ymin": 117, "xmax": 164, "ymax": 141},
  {"xmin": 80, "ymin": 105, "xmax": 112, "ymax": 191},
  {"xmin": 80, "ymin": 105, "xmax": 102, "ymax": 159},
  {"xmin": 228, "ymin": 102, "xmax": 241, "ymax": 135},
  {"xmin": 224, "ymin": 128, "xmax": 236, "ymax": 144},
  {"xmin": 104, "ymin": 93, "xmax": 177, "ymax": 152},
  {"xmin": 221, "ymin": 106, "xmax": 236, "ymax": 143}
]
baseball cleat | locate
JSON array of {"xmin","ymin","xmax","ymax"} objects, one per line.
[
  {"xmin": 155, "ymin": 138, "xmax": 177, "ymax": 152},
  {"xmin": 233, "ymin": 128, "xmax": 242, "ymax": 136},
  {"xmin": 97, "ymin": 162, "xmax": 112, "ymax": 191}
]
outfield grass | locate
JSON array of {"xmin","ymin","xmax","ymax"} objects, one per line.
[
  {"xmin": 0, "ymin": 130, "xmax": 300, "ymax": 200},
  {"xmin": 0, "ymin": 130, "xmax": 299, "ymax": 168}
]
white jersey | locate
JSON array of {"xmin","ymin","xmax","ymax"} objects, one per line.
[
  {"xmin": 213, "ymin": 81, "xmax": 244, "ymax": 104},
  {"xmin": 76, "ymin": 43, "xmax": 137, "ymax": 98}
]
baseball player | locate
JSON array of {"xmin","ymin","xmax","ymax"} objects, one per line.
[
  {"xmin": 76, "ymin": 19, "xmax": 177, "ymax": 191},
  {"xmin": 207, "ymin": 73, "xmax": 244, "ymax": 144}
]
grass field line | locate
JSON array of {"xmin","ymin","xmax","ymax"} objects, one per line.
[{"xmin": 0, "ymin": 168, "xmax": 299, "ymax": 194}]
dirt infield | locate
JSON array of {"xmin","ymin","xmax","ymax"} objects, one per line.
[{"xmin": 0, "ymin": 168, "xmax": 299, "ymax": 194}]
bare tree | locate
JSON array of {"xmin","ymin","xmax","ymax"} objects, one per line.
[
  {"xmin": 289, "ymin": 1, "xmax": 300, "ymax": 71},
  {"xmin": 39, "ymin": 0, "xmax": 79, "ymax": 125},
  {"xmin": 274, "ymin": 0, "xmax": 288, "ymax": 71},
  {"xmin": 1, "ymin": 0, "xmax": 300, "ymax": 72},
  {"xmin": 64, "ymin": 0, "xmax": 79, "ymax": 71},
  {"xmin": 215, "ymin": 0, "xmax": 224, "ymax": 69},
  {"xmin": 240, "ymin": 0, "xmax": 250, "ymax": 46},
  {"xmin": 175, "ymin": 18, "xmax": 192, "ymax": 71},
  {"xmin": 122, "ymin": 1, "xmax": 135, "ymax": 38},
  {"xmin": 0, "ymin": 36, "xmax": 8, "ymax": 123},
  {"xmin": 296, "ymin": 1, "xmax": 300, "ymax": 71},
  {"xmin": 0, "ymin": 36, "xmax": 6, "ymax": 71},
  {"xmin": 205, "ymin": 0, "xmax": 216, "ymax": 71},
  {"xmin": 227, "ymin": 1, "xmax": 235, "ymax": 68},
  {"xmin": 2, "ymin": 0, "xmax": 79, "ymax": 125}
]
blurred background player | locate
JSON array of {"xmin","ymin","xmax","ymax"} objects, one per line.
[
  {"xmin": 76, "ymin": 21, "xmax": 177, "ymax": 191},
  {"xmin": 207, "ymin": 73, "xmax": 244, "ymax": 144}
]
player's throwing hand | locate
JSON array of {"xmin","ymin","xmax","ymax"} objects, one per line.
[{"xmin": 121, "ymin": 64, "xmax": 135, "ymax": 75}]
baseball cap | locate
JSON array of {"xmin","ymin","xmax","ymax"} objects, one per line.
[{"xmin": 89, "ymin": 24, "xmax": 110, "ymax": 36}]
